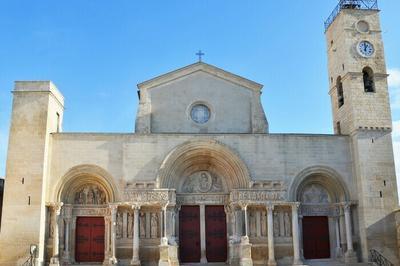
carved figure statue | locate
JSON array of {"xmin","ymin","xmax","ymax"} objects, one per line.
[
  {"xmin": 249, "ymin": 211, "xmax": 256, "ymax": 237},
  {"xmin": 261, "ymin": 211, "xmax": 267, "ymax": 237},
  {"xmin": 127, "ymin": 212, "xmax": 133, "ymax": 238},
  {"xmin": 150, "ymin": 213, "xmax": 158, "ymax": 238},
  {"xmin": 74, "ymin": 185, "xmax": 107, "ymax": 205},
  {"xmin": 116, "ymin": 212, "xmax": 123, "ymax": 239},
  {"xmin": 302, "ymin": 184, "xmax": 330, "ymax": 204},
  {"xmin": 182, "ymin": 171, "xmax": 222, "ymax": 193},
  {"xmin": 273, "ymin": 211, "xmax": 280, "ymax": 237},
  {"xmin": 284, "ymin": 212, "xmax": 291, "ymax": 236},
  {"xmin": 139, "ymin": 212, "xmax": 146, "ymax": 238}
]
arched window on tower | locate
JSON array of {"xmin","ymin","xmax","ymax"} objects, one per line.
[
  {"xmin": 363, "ymin": 67, "xmax": 375, "ymax": 93},
  {"xmin": 337, "ymin": 76, "xmax": 344, "ymax": 108}
]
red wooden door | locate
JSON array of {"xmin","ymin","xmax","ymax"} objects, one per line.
[
  {"xmin": 205, "ymin": 205, "xmax": 227, "ymax": 262},
  {"xmin": 76, "ymin": 217, "xmax": 105, "ymax": 262},
  {"xmin": 179, "ymin": 206, "xmax": 201, "ymax": 263},
  {"xmin": 303, "ymin": 216, "xmax": 331, "ymax": 259}
]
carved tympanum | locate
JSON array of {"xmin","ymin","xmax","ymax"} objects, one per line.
[
  {"xmin": 182, "ymin": 171, "xmax": 223, "ymax": 193},
  {"xmin": 301, "ymin": 184, "xmax": 330, "ymax": 204},
  {"xmin": 74, "ymin": 184, "xmax": 107, "ymax": 205}
]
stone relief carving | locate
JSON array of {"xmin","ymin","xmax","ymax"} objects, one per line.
[
  {"xmin": 177, "ymin": 194, "xmax": 228, "ymax": 205},
  {"xmin": 300, "ymin": 204, "xmax": 340, "ymax": 217},
  {"xmin": 249, "ymin": 211, "xmax": 256, "ymax": 237},
  {"xmin": 273, "ymin": 212, "xmax": 280, "ymax": 237},
  {"xmin": 150, "ymin": 213, "xmax": 159, "ymax": 238},
  {"xmin": 301, "ymin": 184, "xmax": 330, "ymax": 204},
  {"xmin": 284, "ymin": 212, "xmax": 291, "ymax": 237},
  {"xmin": 116, "ymin": 211, "xmax": 123, "ymax": 239},
  {"xmin": 261, "ymin": 211, "xmax": 267, "ymax": 237},
  {"xmin": 124, "ymin": 190, "xmax": 173, "ymax": 205},
  {"xmin": 74, "ymin": 184, "xmax": 107, "ymax": 205},
  {"xmin": 127, "ymin": 212, "xmax": 133, "ymax": 238},
  {"xmin": 139, "ymin": 212, "xmax": 146, "ymax": 238},
  {"xmin": 182, "ymin": 171, "xmax": 223, "ymax": 193},
  {"xmin": 230, "ymin": 190, "xmax": 286, "ymax": 203}
]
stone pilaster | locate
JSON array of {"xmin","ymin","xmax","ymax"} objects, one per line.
[
  {"xmin": 62, "ymin": 204, "xmax": 72, "ymax": 264},
  {"xmin": 109, "ymin": 205, "xmax": 118, "ymax": 264},
  {"xmin": 50, "ymin": 202, "xmax": 63, "ymax": 266}
]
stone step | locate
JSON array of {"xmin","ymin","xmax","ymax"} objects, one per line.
[{"xmin": 304, "ymin": 259, "xmax": 372, "ymax": 266}]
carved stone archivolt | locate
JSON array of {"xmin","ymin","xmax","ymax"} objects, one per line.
[
  {"xmin": 74, "ymin": 184, "xmax": 107, "ymax": 205},
  {"xmin": 181, "ymin": 171, "xmax": 223, "ymax": 193}
]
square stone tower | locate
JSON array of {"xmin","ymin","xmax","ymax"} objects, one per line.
[
  {"xmin": 325, "ymin": 1, "xmax": 399, "ymax": 262},
  {"xmin": 0, "ymin": 82, "xmax": 64, "ymax": 265}
]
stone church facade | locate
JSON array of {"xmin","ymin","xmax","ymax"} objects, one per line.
[{"xmin": 1, "ymin": 1, "xmax": 399, "ymax": 266}]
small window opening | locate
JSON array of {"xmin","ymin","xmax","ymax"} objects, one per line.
[
  {"xmin": 336, "ymin": 121, "xmax": 341, "ymax": 135},
  {"xmin": 331, "ymin": 40, "xmax": 334, "ymax": 47},
  {"xmin": 372, "ymin": 138, "xmax": 374, "ymax": 143},
  {"xmin": 28, "ymin": 196, "xmax": 31, "ymax": 205},
  {"xmin": 56, "ymin": 112, "xmax": 60, "ymax": 133},
  {"xmin": 383, "ymin": 180, "xmax": 386, "ymax": 186},
  {"xmin": 21, "ymin": 178, "xmax": 24, "ymax": 184},
  {"xmin": 363, "ymin": 67, "xmax": 375, "ymax": 93},
  {"xmin": 337, "ymin": 76, "xmax": 344, "ymax": 107},
  {"xmin": 331, "ymin": 77, "xmax": 333, "ymax": 84},
  {"xmin": 342, "ymin": 64, "xmax": 345, "ymax": 71},
  {"xmin": 379, "ymin": 191, "xmax": 383, "ymax": 198}
]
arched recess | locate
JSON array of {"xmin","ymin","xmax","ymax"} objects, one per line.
[
  {"xmin": 157, "ymin": 139, "xmax": 251, "ymax": 190},
  {"xmin": 289, "ymin": 165, "xmax": 350, "ymax": 203},
  {"xmin": 53, "ymin": 164, "xmax": 120, "ymax": 203}
]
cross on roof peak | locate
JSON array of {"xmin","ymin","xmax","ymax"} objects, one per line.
[{"xmin": 196, "ymin": 50, "xmax": 205, "ymax": 62}]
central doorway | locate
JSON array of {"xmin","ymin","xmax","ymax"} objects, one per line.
[
  {"xmin": 179, "ymin": 205, "xmax": 227, "ymax": 263},
  {"xmin": 75, "ymin": 217, "xmax": 105, "ymax": 262},
  {"xmin": 303, "ymin": 216, "xmax": 330, "ymax": 259}
]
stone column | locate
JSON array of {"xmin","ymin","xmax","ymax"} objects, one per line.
[
  {"xmin": 162, "ymin": 204, "xmax": 168, "ymax": 245},
  {"xmin": 239, "ymin": 204, "xmax": 252, "ymax": 266},
  {"xmin": 266, "ymin": 203, "xmax": 276, "ymax": 266},
  {"xmin": 200, "ymin": 204, "xmax": 207, "ymax": 263},
  {"xmin": 291, "ymin": 203, "xmax": 303, "ymax": 266},
  {"xmin": 104, "ymin": 216, "xmax": 111, "ymax": 263},
  {"xmin": 298, "ymin": 215, "xmax": 304, "ymax": 259},
  {"xmin": 109, "ymin": 205, "xmax": 118, "ymax": 264},
  {"xmin": 62, "ymin": 204, "xmax": 72, "ymax": 263},
  {"xmin": 343, "ymin": 203, "xmax": 356, "ymax": 262},
  {"xmin": 131, "ymin": 205, "xmax": 141, "ymax": 265},
  {"xmin": 50, "ymin": 203, "xmax": 63, "ymax": 266},
  {"xmin": 335, "ymin": 216, "xmax": 343, "ymax": 258}
]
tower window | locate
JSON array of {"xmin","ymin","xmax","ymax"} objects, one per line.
[
  {"xmin": 337, "ymin": 76, "xmax": 344, "ymax": 107},
  {"xmin": 363, "ymin": 67, "xmax": 375, "ymax": 93}
]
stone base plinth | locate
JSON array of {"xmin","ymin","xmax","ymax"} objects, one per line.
[
  {"xmin": 49, "ymin": 257, "xmax": 60, "ymax": 266},
  {"xmin": 345, "ymin": 250, "xmax": 357, "ymax": 263},
  {"xmin": 240, "ymin": 237, "xmax": 253, "ymax": 266},
  {"xmin": 130, "ymin": 258, "xmax": 141, "ymax": 266},
  {"xmin": 267, "ymin": 259, "xmax": 277, "ymax": 266},
  {"xmin": 159, "ymin": 244, "xmax": 179, "ymax": 266}
]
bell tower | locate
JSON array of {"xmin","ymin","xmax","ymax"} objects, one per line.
[{"xmin": 325, "ymin": 0, "xmax": 399, "ymax": 263}]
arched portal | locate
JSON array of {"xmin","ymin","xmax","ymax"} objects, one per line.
[
  {"xmin": 158, "ymin": 140, "xmax": 251, "ymax": 263},
  {"xmin": 158, "ymin": 139, "xmax": 251, "ymax": 190},
  {"xmin": 290, "ymin": 166, "xmax": 351, "ymax": 261},
  {"xmin": 51, "ymin": 164, "xmax": 119, "ymax": 264}
]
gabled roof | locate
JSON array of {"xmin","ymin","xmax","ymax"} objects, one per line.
[{"xmin": 137, "ymin": 62, "xmax": 263, "ymax": 92}]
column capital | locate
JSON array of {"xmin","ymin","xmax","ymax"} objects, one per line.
[
  {"xmin": 49, "ymin": 202, "xmax": 64, "ymax": 215},
  {"xmin": 290, "ymin": 202, "xmax": 301, "ymax": 210},
  {"xmin": 342, "ymin": 202, "xmax": 352, "ymax": 211},
  {"xmin": 238, "ymin": 202, "xmax": 248, "ymax": 210},
  {"xmin": 131, "ymin": 204, "xmax": 141, "ymax": 210},
  {"xmin": 265, "ymin": 202, "xmax": 274, "ymax": 212}
]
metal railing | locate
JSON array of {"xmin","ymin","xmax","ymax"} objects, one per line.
[
  {"xmin": 324, "ymin": 0, "xmax": 379, "ymax": 31},
  {"xmin": 370, "ymin": 249, "xmax": 394, "ymax": 266}
]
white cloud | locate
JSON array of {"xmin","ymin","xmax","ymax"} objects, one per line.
[
  {"xmin": 388, "ymin": 68, "xmax": 400, "ymax": 109},
  {"xmin": 389, "ymin": 68, "xmax": 400, "ymax": 89}
]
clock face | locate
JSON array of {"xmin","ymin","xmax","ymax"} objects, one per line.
[{"xmin": 358, "ymin": 41, "xmax": 374, "ymax": 57}]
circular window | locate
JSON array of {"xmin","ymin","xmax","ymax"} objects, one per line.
[
  {"xmin": 190, "ymin": 104, "xmax": 210, "ymax": 124},
  {"xmin": 356, "ymin": 21, "xmax": 369, "ymax": 33}
]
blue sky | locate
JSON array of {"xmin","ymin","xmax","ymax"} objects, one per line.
[{"xmin": 0, "ymin": 1, "xmax": 399, "ymax": 181}]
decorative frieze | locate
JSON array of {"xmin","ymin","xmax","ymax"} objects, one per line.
[
  {"xmin": 300, "ymin": 204, "xmax": 340, "ymax": 216},
  {"xmin": 74, "ymin": 185, "xmax": 107, "ymax": 205},
  {"xmin": 123, "ymin": 189, "xmax": 175, "ymax": 205},
  {"xmin": 176, "ymin": 193, "xmax": 228, "ymax": 205},
  {"xmin": 230, "ymin": 189, "xmax": 286, "ymax": 204}
]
